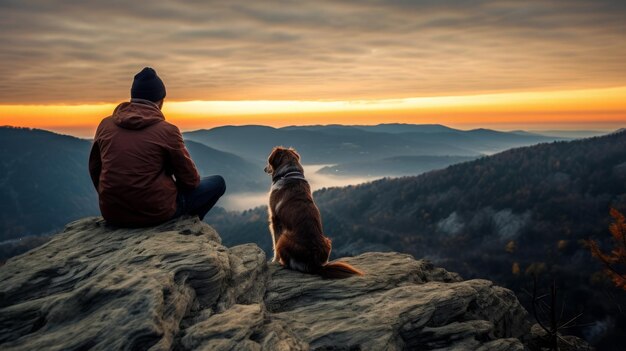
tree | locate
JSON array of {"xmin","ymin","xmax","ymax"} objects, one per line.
[
  {"xmin": 587, "ymin": 208, "xmax": 626, "ymax": 291},
  {"xmin": 527, "ymin": 277, "xmax": 583, "ymax": 351}
]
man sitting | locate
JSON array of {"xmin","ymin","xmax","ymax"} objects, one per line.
[{"xmin": 89, "ymin": 67, "xmax": 225, "ymax": 227}]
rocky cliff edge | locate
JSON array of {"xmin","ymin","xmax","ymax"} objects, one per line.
[{"xmin": 0, "ymin": 216, "xmax": 587, "ymax": 350}]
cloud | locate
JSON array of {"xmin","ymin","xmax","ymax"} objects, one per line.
[{"xmin": 0, "ymin": 0, "xmax": 625, "ymax": 103}]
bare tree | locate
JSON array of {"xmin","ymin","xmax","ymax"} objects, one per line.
[{"xmin": 527, "ymin": 276, "xmax": 583, "ymax": 351}]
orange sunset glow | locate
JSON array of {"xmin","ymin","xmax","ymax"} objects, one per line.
[
  {"xmin": 1, "ymin": 1, "xmax": 625, "ymax": 136},
  {"xmin": 2, "ymin": 86, "xmax": 626, "ymax": 137}
]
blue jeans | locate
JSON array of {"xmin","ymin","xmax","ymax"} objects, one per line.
[{"xmin": 173, "ymin": 175, "xmax": 226, "ymax": 220}]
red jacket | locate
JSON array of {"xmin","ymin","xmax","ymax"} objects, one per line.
[{"xmin": 89, "ymin": 101, "xmax": 200, "ymax": 226}]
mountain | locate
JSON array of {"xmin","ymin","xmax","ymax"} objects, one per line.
[
  {"xmin": 284, "ymin": 123, "xmax": 459, "ymax": 134},
  {"xmin": 0, "ymin": 127, "xmax": 267, "ymax": 241},
  {"xmin": 0, "ymin": 216, "xmax": 591, "ymax": 350},
  {"xmin": 280, "ymin": 124, "xmax": 368, "ymax": 135},
  {"xmin": 184, "ymin": 124, "xmax": 561, "ymax": 164},
  {"xmin": 532, "ymin": 130, "xmax": 610, "ymax": 139},
  {"xmin": 317, "ymin": 155, "xmax": 477, "ymax": 177},
  {"xmin": 184, "ymin": 140, "xmax": 266, "ymax": 192},
  {"xmin": 184, "ymin": 125, "xmax": 478, "ymax": 164},
  {"xmin": 0, "ymin": 124, "xmax": 563, "ymax": 241},
  {"xmin": 0, "ymin": 127, "xmax": 98, "ymax": 241},
  {"xmin": 396, "ymin": 128, "xmax": 566, "ymax": 154},
  {"xmin": 614, "ymin": 128, "xmax": 626, "ymax": 134},
  {"xmin": 184, "ymin": 125, "xmax": 536, "ymax": 164},
  {"xmin": 207, "ymin": 131, "xmax": 626, "ymax": 349},
  {"xmin": 510, "ymin": 130, "xmax": 542, "ymax": 136},
  {"xmin": 354, "ymin": 123, "xmax": 459, "ymax": 134}
]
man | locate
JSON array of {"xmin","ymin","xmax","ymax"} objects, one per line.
[{"xmin": 89, "ymin": 67, "xmax": 225, "ymax": 227}]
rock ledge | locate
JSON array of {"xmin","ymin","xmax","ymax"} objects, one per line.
[{"xmin": 0, "ymin": 217, "xmax": 582, "ymax": 350}]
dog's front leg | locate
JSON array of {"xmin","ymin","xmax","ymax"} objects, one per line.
[{"xmin": 270, "ymin": 216, "xmax": 283, "ymax": 262}]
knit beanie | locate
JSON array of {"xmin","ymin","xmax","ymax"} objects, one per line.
[{"xmin": 131, "ymin": 67, "xmax": 166, "ymax": 102}]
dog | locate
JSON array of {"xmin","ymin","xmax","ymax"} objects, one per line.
[{"xmin": 264, "ymin": 146, "xmax": 363, "ymax": 279}]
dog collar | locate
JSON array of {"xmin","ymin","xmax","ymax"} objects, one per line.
[{"xmin": 272, "ymin": 171, "xmax": 307, "ymax": 184}]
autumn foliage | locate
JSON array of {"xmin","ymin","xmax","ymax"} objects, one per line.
[{"xmin": 587, "ymin": 208, "xmax": 626, "ymax": 290}]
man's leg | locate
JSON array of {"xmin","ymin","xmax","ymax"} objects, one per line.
[{"xmin": 182, "ymin": 175, "xmax": 226, "ymax": 220}]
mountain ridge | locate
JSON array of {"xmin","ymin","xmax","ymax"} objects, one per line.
[
  {"xmin": 0, "ymin": 126, "xmax": 268, "ymax": 241},
  {"xmin": 207, "ymin": 129, "xmax": 626, "ymax": 348},
  {"xmin": 183, "ymin": 124, "xmax": 562, "ymax": 164}
]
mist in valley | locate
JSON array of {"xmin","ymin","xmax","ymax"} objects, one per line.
[{"xmin": 218, "ymin": 164, "xmax": 381, "ymax": 211}]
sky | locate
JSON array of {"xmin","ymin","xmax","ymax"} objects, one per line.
[{"xmin": 0, "ymin": 0, "xmax": 625, "ymax": 137}]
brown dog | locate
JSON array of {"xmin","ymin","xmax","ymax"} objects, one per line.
[{"xmin": 264, "ymin": 146, "xmax": 363, "ymax": 279}]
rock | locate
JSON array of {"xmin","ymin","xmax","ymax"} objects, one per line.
[
  {"xmin": 528, "ymin": 323, "xmax": 595, "ymax": 351},
  {"xmin": 0, "ymin": 216, "xmax": 237, "ymax": 350},
  {"xmin": 0, "ymin": 216, "xmax": 588, "ymax": 350},
  {"xmin": 265, "ymin": 253, "xmax": 529, "ymax": 350}
]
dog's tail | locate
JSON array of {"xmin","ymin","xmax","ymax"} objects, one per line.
[{"xmin": 316, "ymin": 260, "xmax": 364, "ymax": 279}]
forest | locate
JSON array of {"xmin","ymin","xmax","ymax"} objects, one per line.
[{"xmin": 207, "ymin": 130, "xmax": 626, "ymax": 348}]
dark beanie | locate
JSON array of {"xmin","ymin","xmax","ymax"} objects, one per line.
[{"xmin": 131, "ymin": 67, "xmax": 166, "ymax": 102}]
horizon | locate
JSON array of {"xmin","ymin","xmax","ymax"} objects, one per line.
[
  {"xmin": 1, "ymin": 86, "xmax": 625, "ymax": 137},
  {"xmin": 1, "ymin": 121, "xmax": 620, "ymax": 140}
]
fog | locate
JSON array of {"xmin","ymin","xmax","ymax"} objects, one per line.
[{"xmin": 218, "ymin": 164, "xmax": 381, "ymax": 211}]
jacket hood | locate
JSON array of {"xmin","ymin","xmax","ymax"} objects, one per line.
[{"xmin": 112, "ymin": 101, "xmax": 165, "ymax": 130}]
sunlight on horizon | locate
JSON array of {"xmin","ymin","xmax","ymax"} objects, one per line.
[{"xmin": 1, "ymin": 86, "xmax": 625, "ymax": 137}]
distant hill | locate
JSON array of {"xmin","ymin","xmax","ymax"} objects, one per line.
[
  {"xmin": 0, "ymin": 127, "xmax": 98, "ymax": 241},
  {"xmin": 184, "ymin": 140, "xmax": 266, "ymax": 192},
  {"xmin": 284, "ymin": 123, "xmax": 458, "ymax": 134},
  {"xmin": 317, "ymin": 155, "xmax": 477, "ymax": 177},
  {"xmin": 354, "ymin": 123, "xmax": 459, "ymax": 134},
  {"xmin": 184, "ymin": 124, "xmax": 561, "ymax": 164},
  {"xmin": 0, "ymin": 127, "xmax": 268, "ymax": 240},
  {"xmin": 210, "ymin": 131, "xmax": 626, "ymax": 260},
  {"xmin": 396, "ymin": 128, "xmax": 565, "ymax": 154},
  {"xmin": 532, "ymin": 130, "xmax": 610, "ymax": 139},
  {"xmin": 184, "ymin": 125, "xmax": 478, "ymax": 164},
  {"xmin": 280, "ymin": 124, "xmax": 369, "ymax": 135},
  {"xmin": 207, "ymin": 131, "xmax": 626, "ymax": 348}
]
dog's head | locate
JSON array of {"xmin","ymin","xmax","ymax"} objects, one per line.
[{"xmin": 265, "ymin": 146, "xmax": 301, "ymax": 175}]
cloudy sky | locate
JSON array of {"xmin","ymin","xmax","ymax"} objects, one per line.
[{"xmin": 0, "ymin": 0, "xmax": 625, "ymax": 135}]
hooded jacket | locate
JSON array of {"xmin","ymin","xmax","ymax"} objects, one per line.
[{"xmin": 89, "ymin": 100, "xmax": 200, "ymax": 226}]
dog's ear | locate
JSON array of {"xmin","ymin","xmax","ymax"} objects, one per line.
[
  {"xmin": 287, "ymin": 148, "xmax": 301, "ymax": 161},
  {"xmin": 266, "ymin": 147, "xmax": 283, "ymax": 174},
  {"xmin": 268, "ymin": 147, "xmax": 282, "ymax": 166}
]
